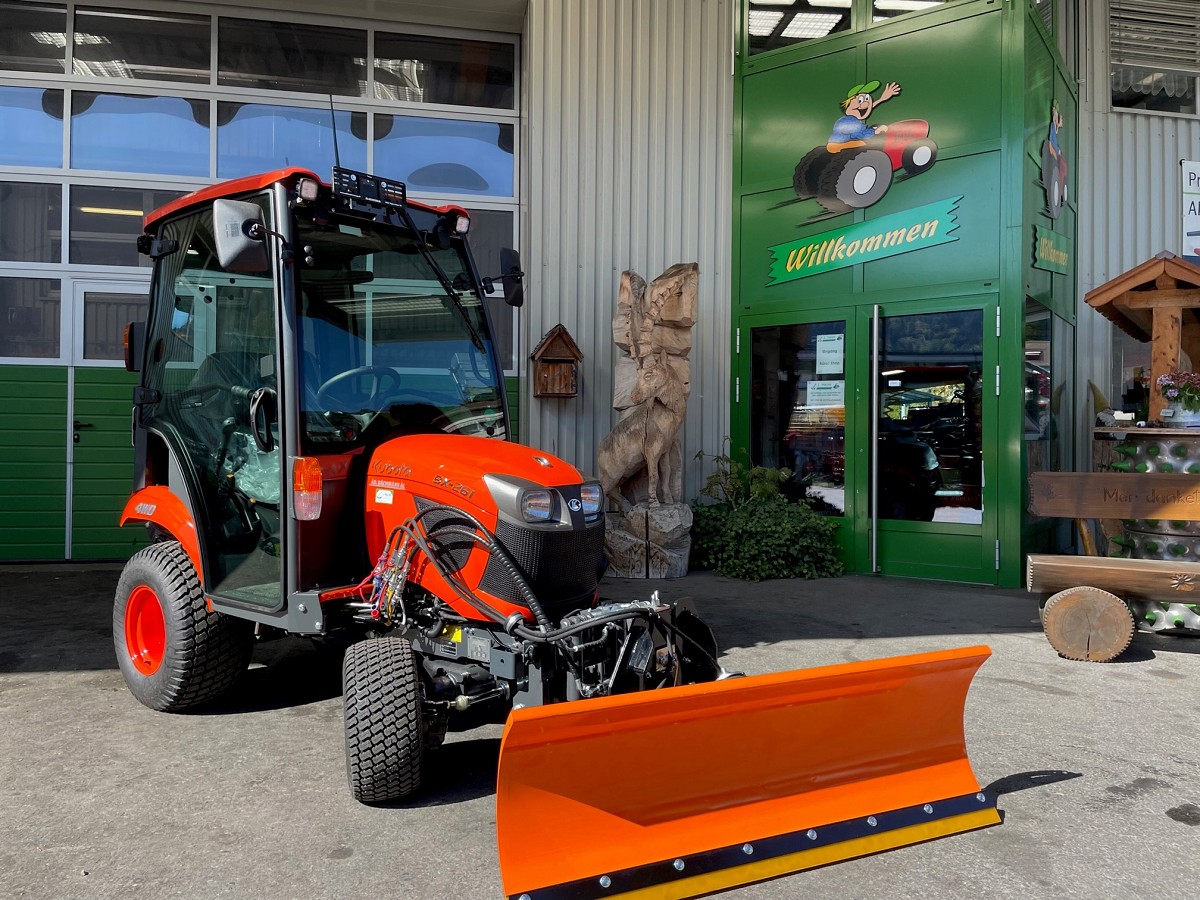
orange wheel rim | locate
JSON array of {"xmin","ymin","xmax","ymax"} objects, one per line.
[{"xmin": 124, "ymin": 585, "xmax": 166, "ymax": 676}]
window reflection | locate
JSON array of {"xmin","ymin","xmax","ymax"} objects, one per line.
[
  {"xmin": 70, "ymin": 185, "xmax": 182, "ymax": 267},
  {"xmin": 0, "ymin": 182, "xmax": 62, "ymax": 263},
  {"xmin": 216, "ymin": 104, "xmax": 366, "ymax": 180},
  {"xmin": 0, "ymin": 1, "xmax": 67, "ymax": 74},
  {"xmin": 0, "ymin": 86, "xmax": 64, "ymax": 167},
  {"xmin": 73, "ymin": 6, "xmax": 210, "ymax": 83},
  {"xmin": 872, "ymin": 0, "xmax": 953, "ymax": 25},
  {"xmin": 374, "ymin": 33, "xmax": 515, "ymax": 109},
  {"xmin": 83, "ymin": 290, "xmax": 147, "ymax": 359},
  {"xmin": 218, "ymin": 19, "xmax": 366, "ymax": 96},
  {"xmin": 374, "ymin": 116, "xmax": 514, "ymax": 196},
  {"xmin": 751, "ymin": 322, "xmax": 847, "ymax": 514},
  {"xmin": 0, "ymin": 276, "xmax": 60, "ymax": 359},
  {"xmin": 877, "ymin": 310, "xmax": 982, "ymax": 523},
  {"xmin": 747, "ymin": 1, "xmax": 851, "ymax": 56},
  {"xmin": 71, "ymin": 92, "xmax": 209, "ymax": 176}
]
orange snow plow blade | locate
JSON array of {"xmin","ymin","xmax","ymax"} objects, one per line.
[{"xmin": 496, "ymin": 645, "xmax": 998, "ymax": 900}]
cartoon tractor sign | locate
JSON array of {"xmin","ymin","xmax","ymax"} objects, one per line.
[
  {"xmin": 793, "ymin": 80, "xmax": 938, "ymax": 214},
  {"xmin": 1040, "ymin": 99, "xmax": 1068, "ymax": 219}
]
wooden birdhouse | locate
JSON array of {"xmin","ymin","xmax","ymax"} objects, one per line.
[{"xmin": 531, "ymin": 324, "xmax": 583, "ymax": 398}]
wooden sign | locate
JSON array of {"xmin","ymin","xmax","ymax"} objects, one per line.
[{"xmin": 1028, "ymin": 471, "xmax": 1200, "ymax": 520}]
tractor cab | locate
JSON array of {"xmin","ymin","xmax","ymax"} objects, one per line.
[{"xmin": 127, "ymin": 167, "xmax": 521, "ymax": 630}]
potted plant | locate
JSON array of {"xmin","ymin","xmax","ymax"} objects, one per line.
[{"xmin": 1157, "ymin": 371, "xmax": 1200, "ymax": 426}]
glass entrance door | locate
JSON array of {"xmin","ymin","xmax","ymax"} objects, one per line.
[
  {"xmin": 863, "ymin": 300, "xmax": 996, "ymax": 582},
  {"xmin": 742, "ymin": 298, "xmax": 996, "ymax": 582}
]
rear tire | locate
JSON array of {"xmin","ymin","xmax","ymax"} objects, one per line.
[
  {"xmin": 817, "ymin": 148, "xmax": 892, "ymax": 212},
  {"xmin": 343, "ymin": 637, "xmax": 424, "ymax": 803},
  {"xmin": 113, "ymin": 541, "xmax": 254, "ymax": 711},
  {"xmin": 793, "ymin": 147, "xmax": 830, "ymax": 199}
]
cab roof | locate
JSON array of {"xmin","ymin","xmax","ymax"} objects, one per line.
[{"xmin": 143, "ymin": 166, "xmax": 468, "ymax": 232}]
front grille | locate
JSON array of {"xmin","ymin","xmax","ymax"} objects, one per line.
[
  {"xmin": 481, "ymin": 518, "xmax": 606, "ymax": 619},
  {"xmin": 414, "ymin": 499, "xmax": 476, "ymax": 573}
]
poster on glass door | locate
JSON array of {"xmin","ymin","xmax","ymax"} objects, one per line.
[{"xmin": 1183, "ymin": 160, "xmax": 1200, "ymax": 264}]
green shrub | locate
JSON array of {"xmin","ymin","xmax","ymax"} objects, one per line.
[{"xmin": 689, "ymin": 447, "xmax": 843, "ymax": 582}]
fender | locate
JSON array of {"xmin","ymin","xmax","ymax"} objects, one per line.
[{"xmin": 120, "ymin": 486, "xmax": 203, "ymax": 580}]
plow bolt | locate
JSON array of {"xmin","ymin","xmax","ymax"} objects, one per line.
[
  {"xmin": 599, "ymin": 875, "xmax": 611, "ymax": 889},
  {"xmin": 867, "ymin": 816, "xmax": 878, "ymax": 827},
  {"xmin": 806, "ymin": 829, "xmax": 818, "ymax": 841},
  {"xmin": 924, "ymin": 804, "xmax": 934, "ymax": 814},
  {"xmin": 976, "ymin": 793, "xmax": 987, "ymax": 803},
  {"xmin": 673, "ymin": 859, "xmax": 685, "ymax": 872},
  {"xmin": 742, "ymin": 844, "xmax": 754, "ymax": 855}
]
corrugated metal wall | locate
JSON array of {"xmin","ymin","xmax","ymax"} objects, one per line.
[
  {"xmin": 1077, "ymin": 1, "xmax": 1200, "ymax": 424},
  {"xmin": 522, "ymin": 0, "xmax": 733, "ymax": 500}
]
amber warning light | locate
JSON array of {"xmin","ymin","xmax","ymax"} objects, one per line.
[{"xmin": 293, "ymin": 457, "xmax": 323, "ymax": 520}]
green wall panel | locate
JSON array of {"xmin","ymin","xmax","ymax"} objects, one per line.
[
  {"xmin": 0, "ymin": 366, "xmax": 67, "ymax": 560},
  {"xmin": 861, "ymin": 151, "xmax": 1002, "ymax": 293},
  {"xmin": 740, "ymin": 47, "xmax": 859, "ymax": 192},
  {"xmin": 863, "ymin": 12, "xmax": 1003, "ymax": 155}
]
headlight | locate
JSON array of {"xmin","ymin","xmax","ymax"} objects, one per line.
[
  {"xmin": 579, "ymin": 483, "xmax": 602, "ymax": 515},
  {"xmin": 520, "ymin": 489, "xmax": 553, "ymax": 522}
]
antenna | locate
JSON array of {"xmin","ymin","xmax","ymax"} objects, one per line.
[{"xmin": 328, "ymin": 95, "xmax": 342, "ymax": 170}]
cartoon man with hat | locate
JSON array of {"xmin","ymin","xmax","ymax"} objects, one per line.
[{"xmin": 828, "ymin": 79, "xmax": 901, "ymax": 151}]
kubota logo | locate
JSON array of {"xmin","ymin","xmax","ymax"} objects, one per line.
[
  {"xmin": 568, "ymin": 499, "xmax": 582, "ymax": 512},
  {"xmin": 372, "ymin": 461, "xmax": 412, "ymax": 478}
]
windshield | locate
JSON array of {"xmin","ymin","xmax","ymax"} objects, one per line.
[{"xmin": 295, "ymin": 213, "xmax": 506, "ymax": 445}]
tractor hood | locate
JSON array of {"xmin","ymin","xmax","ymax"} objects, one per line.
[{"xmin": 363, "ymin": 434, "xmax": 605, "ymax": 609}]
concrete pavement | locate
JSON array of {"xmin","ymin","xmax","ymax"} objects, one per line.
[{"xmin": 1, "ymin": 565, "xmax": 1198, "ymax": 899}]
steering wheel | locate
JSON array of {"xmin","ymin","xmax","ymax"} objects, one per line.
[{"xmin": 316, "ymin": 365, "xmax": 404, "ymax": 412}]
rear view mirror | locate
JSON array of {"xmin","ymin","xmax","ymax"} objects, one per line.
[
  {"xmin": 213, "ymin": 199, "xmax": 269, "ymax": 274},
  {"xmin": 500, "ymin": 248, "xmax": 524, "ymax": 308}
]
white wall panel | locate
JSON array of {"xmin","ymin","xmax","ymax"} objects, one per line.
[
  {"xmin": 523, "ymin": 0, "xmax": 733, "ymax": 502},
  {"xmin": 1077, "ymin": 1, "xmax": 1200, "ymax": 426}
]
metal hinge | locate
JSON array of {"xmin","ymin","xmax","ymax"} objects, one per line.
[
  {"xmin": 735, "ymin": 376, "xmax": 740, "ymax": 404},
  {"xmin": 995, "ymin": 365, "xmax": 1001, "ymax": 396},
  {"xmin": 995, "ymin": 540, "xmax": 1001, "ymax": 570},
  {"xmin": 735, "ymin": 327, "xmax": 741, "ymax": 354},
  {"xmin": 995, "ymin": 307, "xmax": 1001, "ymax": 337}
]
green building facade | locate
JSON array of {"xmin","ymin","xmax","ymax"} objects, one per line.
[{"xmin": 733, "ymin": 0, "xmax": 1077, "ymax": 585}]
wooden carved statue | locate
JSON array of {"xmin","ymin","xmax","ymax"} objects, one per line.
[{"xmin": 597, "ymin": 263, "xmax": 697, "ymax": 577}]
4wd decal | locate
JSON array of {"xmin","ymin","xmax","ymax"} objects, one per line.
[{"xmin": 793, "ymin": 79, "xmax": 938, "ymax": 215}]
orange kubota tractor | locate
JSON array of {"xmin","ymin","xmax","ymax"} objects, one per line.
[{"xmin": 116, "ymin": 166, "xmax": 999, "ymax": 899}]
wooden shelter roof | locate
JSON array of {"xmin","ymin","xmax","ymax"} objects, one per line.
[{"xmin": 1083, "ymin": 251, "xmax": 1200, "ymax": 343}]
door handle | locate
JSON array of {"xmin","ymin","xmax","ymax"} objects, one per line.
[{"xmin": 73, "ymin": 419, "xmax": 94, "ymax": 429}]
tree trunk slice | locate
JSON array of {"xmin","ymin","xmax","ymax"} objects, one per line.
[{"xmin": 1041, "ymin": 585, "xmax": 1136, "ymax": 662}]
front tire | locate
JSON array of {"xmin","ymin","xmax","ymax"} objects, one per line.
[
  {"xmin": 344, "ymin": 637, "xmax": 424, "ymax": 803},
  {"xmin": 113, "ymin": 541, "xmax": 254, "ymax": 711},
  {"xmin": 901, "ymin": 139, "xmax": 937, "ymax": 175}
]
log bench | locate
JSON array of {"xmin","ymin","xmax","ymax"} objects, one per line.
[{"xmin": 1027, "ymin": 471, "xmax": 1200, "ymax": 661}]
